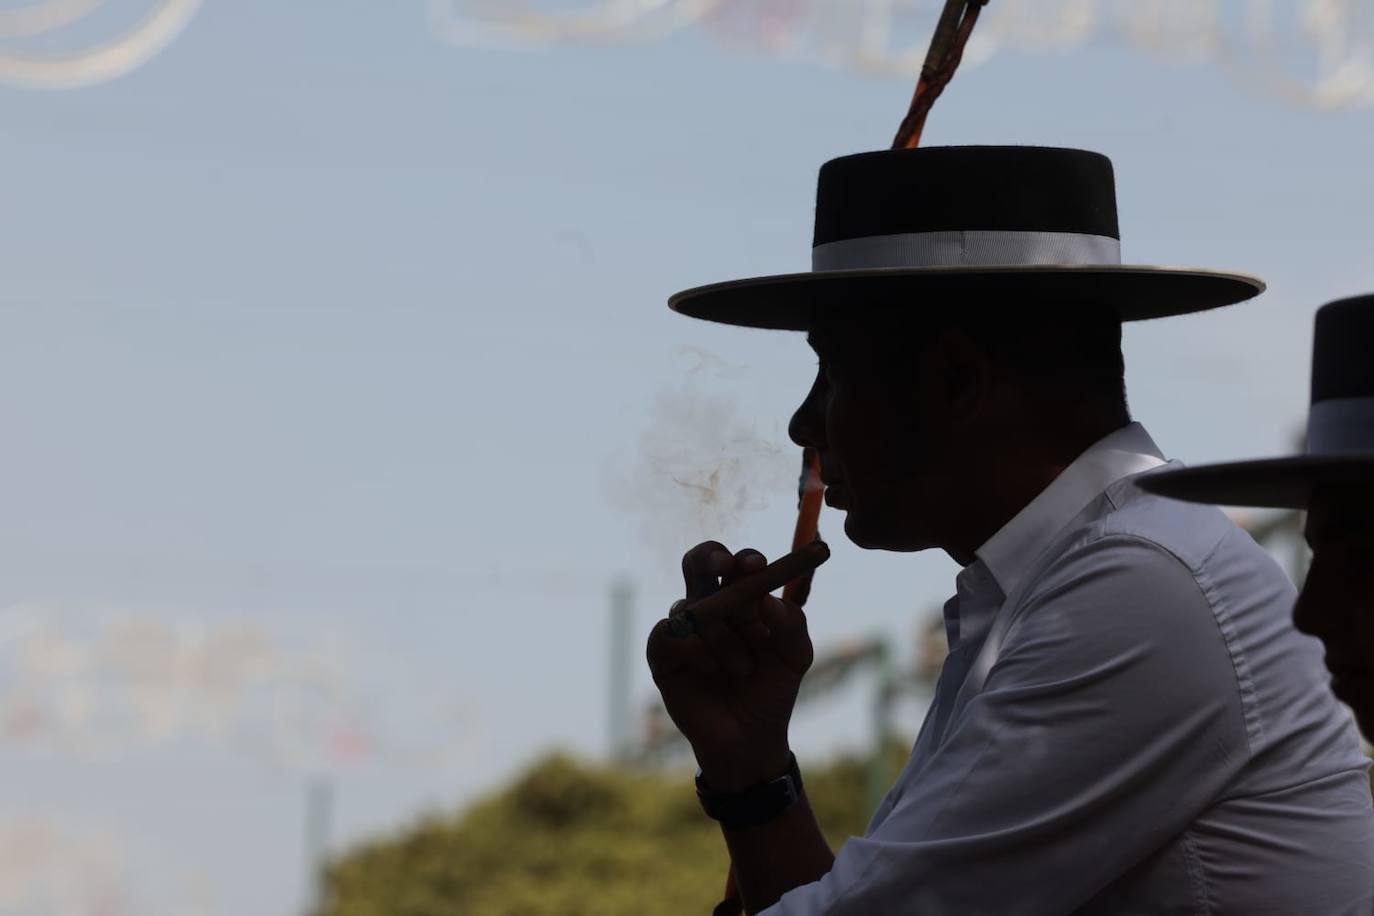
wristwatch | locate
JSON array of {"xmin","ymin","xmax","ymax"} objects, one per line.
[{"xmin": 696, "ymin": 753, "xmax": 804, "ymax": 829}]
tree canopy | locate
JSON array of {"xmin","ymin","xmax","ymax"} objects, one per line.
[
  {"xmin": 316, "ymin": 742, "xmax": 1374, "ymax": 916},
  {"xmin": 315, "ymin": 749, "xmax": 899, "ymax": 916}
]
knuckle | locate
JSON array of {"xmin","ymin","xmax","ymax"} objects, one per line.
[
  {"xmin": 697, "ymin": 539, "xmax": 729, "ymax": 556},
  {"xmin": 646, "ymin": 617, "xmax": 676, "ymax": 647},
  {"xmin": 682, "ymin": 540, "xmax": 728, "ymax": 573},
  {"xmin": 732, "ymin": 549, "xmax": 767, "ymax": 574},
  {"xmin": 645, "ymin": 624, "xmax": 665, "ymax": 656}
]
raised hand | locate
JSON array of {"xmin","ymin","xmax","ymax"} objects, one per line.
[{"xmin": 646, "ymin": 540, "xmax": 826, "ymax": 791}]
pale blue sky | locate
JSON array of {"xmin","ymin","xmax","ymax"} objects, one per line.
[{"xmin": 0, "ymin": 2, "xmax": 1372, "ymax": 914}]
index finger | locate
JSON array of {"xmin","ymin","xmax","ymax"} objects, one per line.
[
  {"xmin": 681, "ymin": 541, "xmax": 733, "ymax": 601},
  {"xmin": 686, "ymin": 541, "xmax": 829, "ymax": 626}
]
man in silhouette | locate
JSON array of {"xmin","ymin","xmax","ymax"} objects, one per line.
[{"xmin": 647, "ymin": 148, "xmax": 1374, "ymax": 914}]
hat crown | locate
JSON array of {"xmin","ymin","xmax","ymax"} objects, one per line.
[
  {"xmin": 668, "ymin": 144, "xmax": 1263, "ymax": 330},
  {"xmin": 1307, "ymin": 294, "xmax": 1374, "ymax": 455},
  {"xmin": 1312, "ymin": 295, "xmax": 1374, "ymax": 402},
  {"xmin": 813, "ymin": 146, "xmax": 1120, "ymax": 249}
]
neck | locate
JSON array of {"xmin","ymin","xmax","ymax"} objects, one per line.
[
  {"xmin": 937, "ymin": 419, "xmax": 1124, "ymax": 566},
  {"xmin": 941, "ymin": 461, "xmax": 1068, "ymax": 567}
]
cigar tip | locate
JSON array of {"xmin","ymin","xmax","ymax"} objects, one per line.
[{"xmin": 808, "ymin": 540, "xmax": 831, "ymax": 563}]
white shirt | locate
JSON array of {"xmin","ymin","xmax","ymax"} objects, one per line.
[{"xmin": 766, "ymin": 423, "xmax": 1374, "ymax": 915}]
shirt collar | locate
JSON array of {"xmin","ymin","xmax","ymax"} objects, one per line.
[
  {"xmin": 944, "ymin": 562, "xmax": 1002, "ymax": 649},
  {"xmin": 973, "ymin": 422, "xmax": 1167, "ymax": 597}
]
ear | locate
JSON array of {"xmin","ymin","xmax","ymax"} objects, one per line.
[{"xmin": 929, "ymin": 327, "xmax": 993, "ymax": 424}]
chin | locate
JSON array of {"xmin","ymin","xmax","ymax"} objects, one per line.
[
  {"xmin": 842, "ymin": 512, "xmax": 931, "ymax": 553},
  {"xmin": 1330, "ymin": 678, "xmax": 1374, "ymax": 741},
  {"xmin": 1351, "ymin": 708, "xmax": 1374, "ymax": 744}
]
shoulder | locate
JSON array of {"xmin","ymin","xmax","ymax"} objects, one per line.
[
  {"xmin": 1003, "ymin": 479, "xmax": 1293, "ymax": 669},
  {"xmin": 1007, "ymin": 528, "xmax": 1217, "ymax": 653},
  {"xmin": 1090, "ymin": 476, "xmax": 1239, "ymax": 569},
  {"xmin": 1031, "ymin": 475, "xmax": 1295, "ymax": 611},
  {"xmin": 978, "ymin": 498, "xmax": 1254, "ymax": 761},
  {"xmin": 982, "ymin": 490, "xmax": 1257, "ymax": 745}
]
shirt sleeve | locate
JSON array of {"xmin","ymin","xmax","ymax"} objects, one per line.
[{"xmin": 763, "ymin": 535, "xmax": 1252, "ymax": 916}]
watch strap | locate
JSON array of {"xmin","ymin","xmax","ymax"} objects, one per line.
[{"xmin": 696, "ymin": 753, "xmax": 803, "ymax": 829}]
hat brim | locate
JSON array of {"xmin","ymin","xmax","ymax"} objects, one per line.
[
  {"xmin": 669, "ymin": 266, "xmax": 1265, "ymax": 330},
  {"xmin": 1138, "ymin": 454, "xmax": 1374, "ymax": 510}
]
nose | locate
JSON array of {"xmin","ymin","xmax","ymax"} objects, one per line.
[
  {"xmin": 1292, "ymin": 572, "xmax": 1325, "ymax": 637},
  {"xmin": 789, "ymin": 370, "xmax": 827, "ymax": 450},
  {"xmin": 1292, "ymin": 554, "xmax": 1351, "ymax": 639}
]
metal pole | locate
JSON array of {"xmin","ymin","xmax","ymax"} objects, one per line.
[
  {"xmin": 1289, "ymin": 429, "xmax": 1311, "ymax": 584},
  {"xmin": 609, "ymin": 578, "xmax": 635, "ymax": 762},
  {"xmin": 304, "ymin": 774, "xmax": 334, "ymax": 913},
  {"xmin": 865, "ymin": 639, "xmax": 894, "ymax": 821},
  {"xmin": 1292, "ymin": 510, "xmax": 1311, "ymax": 584}
]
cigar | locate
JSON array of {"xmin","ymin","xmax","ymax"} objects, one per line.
[
  {"xmin": 782, "ymin": 448, "xmax": 824, "ymax": 608},
  {"xmin": 669, "ymin": 541, "xmax": 831, "ymax": 637}
]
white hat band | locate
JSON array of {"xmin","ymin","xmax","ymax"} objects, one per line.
[
  {"xmin": 811, "ymin": 229, "xmax": 1123, "ymax": 272},
  {"xmin": 1308, "ymin": 396, "xmax": 1374, "ymax": 454}
]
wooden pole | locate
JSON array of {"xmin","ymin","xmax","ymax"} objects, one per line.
[{"xmin": 892, "ymin": 0, "xmax": 989, "ymax": 149}]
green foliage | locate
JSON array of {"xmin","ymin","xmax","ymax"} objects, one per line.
[
  {"xmin": 320, "ymin": 742, "xmax": 1369, "ymax": 915},
  {"xmin": 315, "ymin": 746, "xmax": 908, "ymax": 916}
]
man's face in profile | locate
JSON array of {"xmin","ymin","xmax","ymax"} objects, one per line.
[
  {"xmin": 788, "ymin": 319, "xmax": 954, "ymax": 552},
  {"xmin": 1297, "ymin": 493, "xmax": 1374, "ymax": 737}
]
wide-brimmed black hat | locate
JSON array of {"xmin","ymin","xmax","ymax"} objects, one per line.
[
  {"xmin": 1140, "ymin": 294, "xmax": 1374, "ymax": 509},
  {"xmin": 670, "ymin": 146, "xmax": 1264, "ymax": 329}
]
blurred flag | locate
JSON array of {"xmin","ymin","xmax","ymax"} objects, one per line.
[{"xmin": 430, "ymin": 0, "xmax": 1374, "ymax": 108}]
